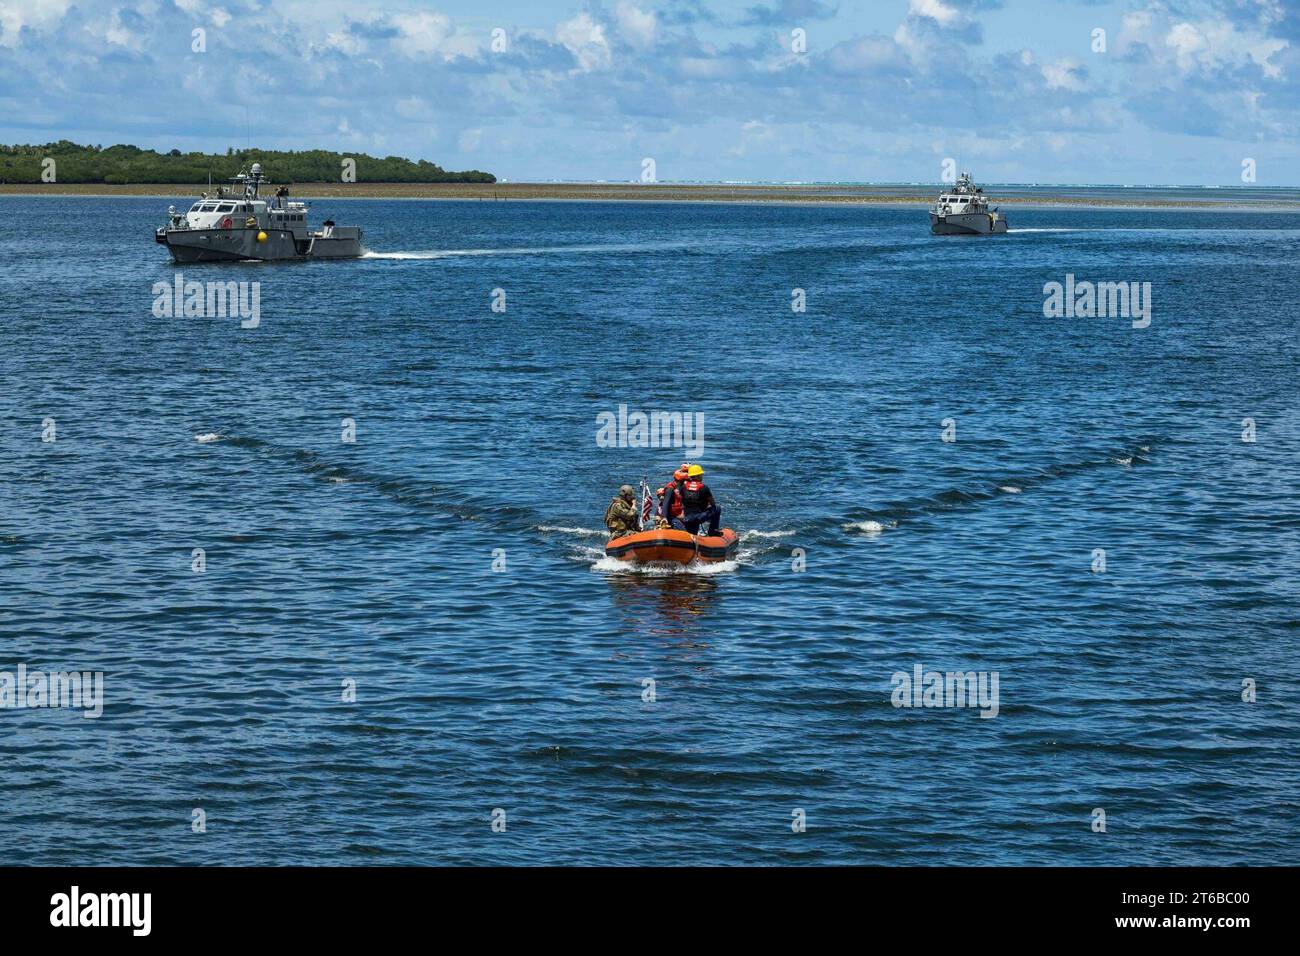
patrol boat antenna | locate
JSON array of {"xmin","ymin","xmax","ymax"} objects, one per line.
[{"xmin": 232, "ymin": 162, "xmax": 266, "ymax": 201}]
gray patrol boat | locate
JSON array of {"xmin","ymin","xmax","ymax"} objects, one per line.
[
  {"xmin": 155, "ymin": 163, "xmax": 363, "ymax": 262},
  {"xmin": 929, "ymin": 172, "xmax": 1008, "ymax": 235}
]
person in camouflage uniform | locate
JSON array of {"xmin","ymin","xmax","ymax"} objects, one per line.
[{"xmin": 604, "ymin": 484, "xmax": 640, "ymax": 538}]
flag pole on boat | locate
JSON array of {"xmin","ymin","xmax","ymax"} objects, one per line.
[{"xmin": 638, "ymin": 477, "xmax": 657, "ymax": 531}]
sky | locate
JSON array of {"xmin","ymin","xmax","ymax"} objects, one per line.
[{"xmin": 0, "ymin": 0, "xmax": 1296, "ymax": 184}]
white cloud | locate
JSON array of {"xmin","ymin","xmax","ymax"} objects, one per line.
[
  {"xmin": 171, "ymin": 0, "xmax": 230, "ymax": 29},
  {"xmin": 615, "ymin": 2, "xmax": 656, "ymax": 51},
  {"xmin": 101, "ymin": 8, "xmax": 146, "ymax": 51},
  {"xmin": 1041, "ymin": 59, "xmax": 1085, "ymax": 91},
  {"xmin": 826, "ymin": 34, "xmax": 907, "ymax": 74},
  {"xmin": 557, "ymin": 12, "xmax": 611, "ymax": 72},
  {"xmin": 1166, "ymin": 22, "xmax": 1209, "ymax": 71},
  {"xmin": 1119, "ymin": 6, "xmax": 1287, "ymax": 81},
  {"xmin": 0, "ymin": 0, "xmax": 72, "ymax": 47},
  {"xmin": 728, "ymin": 119, "xmax": 773, "ymax": 157},
  {"xmin": 1164, "ymin": 19, "xmax": 1287, "ymax": 79},
  {"xmin": 392, "ymin": 11, "xmax": 454, "ymax": 58},
  {"xmin": 907, "ymin": 0, "xmax": 962, "ymax": 28},
  {"xmin": 1202, "ymin": 22, "xmax": 1285, "ymax": 80},
  {"xmin": 323, "ymin": 29, "xmax": 363, "ymax": 56},
  {"xmin": 892, "ymin": 21, "xmax": 922, "ymax": 56}
]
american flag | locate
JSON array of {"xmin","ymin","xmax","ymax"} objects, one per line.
[{"xmin": 639, "ymin": 480, "xmax": 657, "ymax": 529}]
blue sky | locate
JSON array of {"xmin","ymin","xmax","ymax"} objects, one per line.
[{"xmin": 0, "ymin": 0, "xmax": 1296, "ymax": 184}]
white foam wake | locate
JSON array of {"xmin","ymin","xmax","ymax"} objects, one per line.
[
  {"xmin": 538, "ymin": 525, "xmax": 607, "ymax": 537},
  {"xmin": 843, "ymin": 519, "xmax": 894, "ymax": 534},
  {"xmin": 362, "ymin": 249, "xmax": 534, "ymax": 260},
  {"xmin": 590, "ymin": 556, "xmax": 739, "ymax": 576},
  {"xmin": 363, "ymin": 242, "xmax": 691, "ymax": 261}
]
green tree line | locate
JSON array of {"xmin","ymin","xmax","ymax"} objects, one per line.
[{"xmin": 0, "ymin": 141, "xmax": 495, "ymax": 184}]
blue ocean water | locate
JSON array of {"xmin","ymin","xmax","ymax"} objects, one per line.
[{"xmin": 1, "ymin": 195, "xmax": 1297, "ymax": 865}]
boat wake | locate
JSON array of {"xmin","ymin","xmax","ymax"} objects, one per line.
[
  {"xmin": 1007, "ymin": 228, "xmax": 1203, "ymax": 234},
  {"xmin": 590, "ymin": 554, "xmax": 740, "ymax": 576},
  {"xmin": 208, "ymin": 434, "xmax": 783, "ymax": 574},
  {"xmin": 361, "ymin": 242, "xmax": 693, "ymax": 261},
  {"xmin": 362, "ymin": 249, "xmax": 545, "ymax": 260},
  {"xmin": 211, "ymin": 427, "xmax": 1149, "ymax": 561},
  {"xmin": 214, "ymin": 433, "xmax": 533, "ymax": 526},
  {"xmin": 841, "ymin": 438, "xmax": 1158, "ymax": 533}
]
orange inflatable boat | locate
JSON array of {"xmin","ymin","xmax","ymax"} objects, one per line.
[{"xmin": 605, "ymin": 527, "xmax": 739, "ymax": 565}]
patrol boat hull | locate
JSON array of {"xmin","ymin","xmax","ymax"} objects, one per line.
[
  {"xmin": 157, "ymin": 226, "xmax": 363, "ymax": 262},
  {"xmin": 605, "ymin": 528, "xmax": 739, "ymax": 565},
  {"xmin": 930, "ymin": 212, "xmax": 1009, "ymax": 235}
]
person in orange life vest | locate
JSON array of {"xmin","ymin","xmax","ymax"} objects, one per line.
[
  {"xmin": 662, "ymin": 464, "xmax": 720, "ymax": 536},
  {"xmin": 655, "ymin": 464, "xmax": 690, "ymax": 527}
]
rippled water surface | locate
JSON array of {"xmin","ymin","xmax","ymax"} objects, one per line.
[{"xmin": 1, "ymin": 195, "xmax": 1297, "ymax": 865}]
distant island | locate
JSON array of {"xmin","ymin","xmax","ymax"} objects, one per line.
[
  {"xmin": 0, "ymin": 141, "xmax": 495, "ymax": 184},
  {"xmin": 0, "ymin": 146, "xmax": 1294, "ymax": 209}
]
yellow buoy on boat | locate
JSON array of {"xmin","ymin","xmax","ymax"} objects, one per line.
[{"xmin": 256, "ymin": 231, "xmax": 268, "ymax": 242}]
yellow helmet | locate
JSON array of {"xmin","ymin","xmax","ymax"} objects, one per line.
[{"xmin": 687, "ymin": 464, "xmax": 704, "ymax": 477}]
